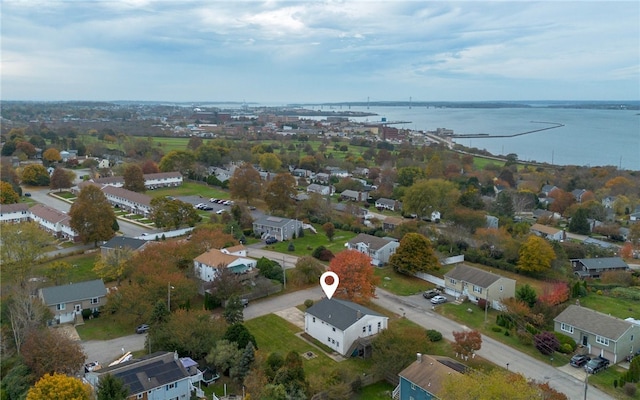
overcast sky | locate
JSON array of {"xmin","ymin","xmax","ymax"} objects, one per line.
[{"xmin": 2, "ymin": 1, "xmax": 638, "ymax": 103}]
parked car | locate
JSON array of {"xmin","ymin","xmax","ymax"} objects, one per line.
[
  {"xmin": 24, "ymin": 192, "xmax": 31, "ymax": 197},
  {"xmin": 209, "ymin": 198, "xmax": 218, "ymax": 203},
  {"xmin": 423, "ymin": 289, "xmax": 441, "ymax": 299},
  {"xmin": 584, "ymin": 356, "xmax": 610, "ymax": 374},
  {"xmin": 570, "ymin": 354, "xmax": 590, "ymax": 367},
  {"xmin": 136, "ymin": 324, "xmax": 150, "ymax": 334},
  {"xmin": 265, "ymin": 236, "xmax": 278, "ymax": 245},
  {"xmin": 430, "ymin": 295, "xmax": 447, "ymax": 304},
  {"xmin": 215, "ymin": 209, "xmax": 225, "ymax": 215},
  {"xmin": 241, "ymin": 298, "xmax": 249, "ymax": 307},
  {"xmin": 199, "ymin": 205, "xmax": 213, "ymax": 211}
]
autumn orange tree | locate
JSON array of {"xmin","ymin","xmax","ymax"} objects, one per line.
[
  {"xmin": 517, "ymin": 235, "xmax": 556, "ymax": 274},
  {"xmin": 451, "ymin": 329, "xmax": 482, "ymax": 358},
  {"xmin": 69, "ymin": 185, "xmax": 117, "ymax": 246},
  {"xmin": 22, "ymin": 329, "xmax": 85, "ymax": 379},
  {"xmin": 328, "ymin": 249, "xmax": 379, "ymax": 304},
  {"xmin": 388, "ymin": 232, "xmax": 440, "ymax": 275},
  {"xmin": 0, "ymin": 181, "xmax": 19, "ymax": 204},
  {"xmin": 26, "ymin": 373, "xmax": 92, "ymax": 400},
  {"xmin": 229, "ymin": 162, "xmax": 262, "ymax": 205},
  {"xmin": 264, "ymin": 173, "xmax": 297, "ymax": 214},
  {"xmin": 49, "ymin": 167, "xmax": 74, "ymax": 192}
]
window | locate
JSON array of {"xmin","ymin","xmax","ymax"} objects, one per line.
[
  {"xmin": 57, "ymin": 303, "xmax": 65, "ymax": 311},
  {"xmin": 368, "ymin": 325, "xmax": 372, "ymax": 332},
  {"xmin": 91, "ymin": 297, "xmax": 99, "ymax": 304},
  {"xmin": 596, "ymin": 336, "xmax": 609, "ymax": 346},
  {"xmin": 473, "ymin": 285, "xmax": 482, "ymax": 294},
  {"xmin": 312, "ymin": 317, "xmax": 315, "ymax": 323},
  {"xmin": 332, "ymin": 327, "xmax": 336, "ymax": 332},
  {"xmin": 166, "ymin": 383, "xmax": 175, "ymax": 390},
  {"xmin": 137, "ymin": 394, "xmax": 143, "ymax": 399},
  {"xmin": 560, "ymin": 323, "xmax": 574, "ymax": 334},
  {"xmin": 362, "ymin": 327, "xmax": 366, "ymax": 333},
  {"xmin": 328, "ymin": 337, "xmax": 331, "ymax": 342},
  {"xmin": 378, "ymin": 322, "xmax": 381, "ymax": 329},
  {"xmin": 449, "ymin": 278, "xmax": 456, "ymax": 285},
  {"xmin": 500, "ymin": 285, "xmax": 504, "ymax": 292},
  {"xmin": 411, "ymin": 383, "xmax": 416, "ymax": 390}
]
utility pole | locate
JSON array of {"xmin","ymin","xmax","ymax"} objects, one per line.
[{"xmin": 283, "ymin": 255, "xmax": 286, "ymax": 290}]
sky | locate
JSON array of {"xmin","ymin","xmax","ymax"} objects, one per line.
[{"xmin": 1, "ymin": 1, "xmax": 639, "ymax": 103}]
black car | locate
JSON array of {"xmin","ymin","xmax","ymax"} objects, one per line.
[
  {"xmin": 584, "ymin": 356, "xmax": 610, "ymax": 374},
  {"xmin": 24, "ymin": 192, "xmax": 31, "ymax": 197},
  {"xmin": 136, "ymin": 324, "xmax": 150, "ymax": 334},
  {"xmin": 570, "ymin": 354, "xmax": 590, "ymax": 367},
  {"xmin": 265, "ymin": 237, "xmax": 278, "ymax": 244},
  {"xmin": 423, "ymin": 289, "xmax": 441, "ymax": 299}
]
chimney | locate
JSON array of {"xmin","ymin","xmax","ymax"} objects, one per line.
[
  {"xmin": 417, "ymin": 353, "xmax": 422, "ymax": 363},
  {"xmin": 356, "ymin": 310, "xmax": 362, "ymax": 320}
]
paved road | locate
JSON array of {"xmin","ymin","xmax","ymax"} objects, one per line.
[
  {"xmin": 83, "ymin": 334, "xmax": 147, "ymax": 366},
  {"xmin": 26, "ymin": 187, "xmax": 152, "ymax": 237}
]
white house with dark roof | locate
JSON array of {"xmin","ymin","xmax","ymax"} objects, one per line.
[
  {"xmin": 345, "ymin": 233, "xmax": 400, "ymax": 266},
  {"xmin": 306, "ymin": 183, "xmax": 332, "ymax": 196},
  {"xmin": 193, "ymin": 248, "xmax": 257, "ymax": 282},
  {"xmin": 85, "ymin": 351, "xmax": 199, "ymax": 400},
  {"xmin": 144, "ymin": 171, "xmax": 183, "ymax": 188},
  {"xmin": 571, "ymin": 257, "xmax": 629, "ymax": 279},
  {"xmin": 304, "ymin": 298, "xmax": 388, "ymax": 357},
  {"xmin": 530, "ymin": 223, "xmax": 565, "ymax": 241},
  {"xmin": 443, "ymin": 265, "xmax": 515, "ymax": 308},
  {"xmin": 39, "ymin": 279, "xmax": 107, "ymax": 324},
  {"xmin": 340, "ymin": 189, "xmax": 369, "ymax": 202},
  {"xmin": 554, "ymin": 305, "xmax": 639, "ymax": 363},
  {"xmin": 375, "ymin": 198, "xmax": 401, "ymax": 211},
  {"xmin": 0, "ymin": 203, "xmax": 30, "ymax": 224},
  {"xmin": 252, "ymin": 215, "xmax": 303, "ymax": 241},
  {"xmin": 29, "ymin": 204, "xmax": 78, "ymax": 241},
  {"xmin": 102, "ymin": 186, "xmax": 152, "ymax": 216}
]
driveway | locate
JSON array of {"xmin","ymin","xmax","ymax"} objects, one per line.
[{"xmin": 83, "ymin": 334, "xmax": 147, "ymax": 366}]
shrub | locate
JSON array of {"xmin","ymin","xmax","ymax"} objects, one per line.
[
  {"xmin": 516, "ymin": 329, "xmax": 533, "ymax": 346},
  {"xmin": 553, "ymin": 332, "xmax": 577, "ymax": 352},
  {"xmin": 596, "ymin": 290, "xmax": 603, "ymax": 295},
  {"xmin": 623, "ymin": 382, "xmax": 637, "ymax": 396},
  {"xmin": 491, "ymin": 326, "xmax": 502, "ymax": 333},
  {"xmin": 525, "ymin": 323, "xmax": 539, "ymax": 336},
  {"xmin": 496, "ymin": 313, "xmax": 515, "ymax": 330},
  {"xmin": 477, "ymin": 298, "xmax": 487, "ymax": 310},
  {"xmin": 426, "ymin": 329, "xmax": 442, "ymax": 342},
  {"xmin": 81, "ymin": 309, "xmax": 92, "ymax": 319},
  {"xmin": 559, "ymin": 343, "xmax": 573, "ymax": 354},
  {"xmin": 534, "ymin": 332, "xmax": 560, "ymax": 355},
  {"xmin": 304, "ymin": 299, "xmax": 314, "ymax": 309},
  {"xmin": 504, "ymin": 330, "xmax": 510, "ymax": 336},
  {"xmin": 288, "ymin": 241, "xmax": 295, "ymax": 252}
]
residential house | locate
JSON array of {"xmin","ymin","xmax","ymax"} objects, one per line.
[
  {"xmin": 252, "ymin": 215, "xmax": 303, "ymax": 241},
  {"xmin": 554, "ymin": 305, "xmax": 639, "ymax": 364},
  {"xmin": 571, "ymin": 188, "xmax": 590, "ymax": 203},
  {"xmin": 396, "ymin": 353, "xmax": 465, "ymax": 400},
  {"xmin": 353, "ymin": 167, "xmax": 370, "ymax": 177},
  {"xmin": 100, "ymin": 236, "xmax": 149, "ymax": 259},
  {"xmin": 375, "ymin": 198, "xmax": 401, "ymax": 211},
  {"xmin": 571, "ymin": 257, "xmax": 629, "ymax": 279},
  {"xmin": 345, "ymin": 233, "xmax": 399, "ymax": 267},
  {"xmin": 532, "ymin": 209, "xmax": 560, "ymax": 221},
  {"xmin": 307, "ymin": 183, "xmax": 332, "ymax": 196},
  {"xmin": 530, "ymin": 223, "xmax": 565, "ymax": 241},
  {"xmin": 340, "ymin": 190, "xmax": 369, "ymax": 203},
  {"xmin": 29, "ymin": 204, "xmax": 78, "ymax": 241},
  {"xmin": 443, "ymin": 265, "xmax": 516, "ymax": 309},
  {"xmin": 0, "ymin": 203, "xmax": 30, "ymax": 224},
  {"xmin": 602, "ymin": 196, "xmax": 617, "ymax": 209},
  {"xmin": 486, "ymin": 215, "xmax": 499, "ymax": 229},
  {"xmin": 39, "ymin": 279, "xmax": 107, "ymax": 324},
  {"xmin": 193, "ymin": 248, "xmax": 257, "ymax": 282},
  {"xmin": 292, "ymin": 168, "xmax": 313, "ymax": 178},
  {"xmin": 304, "ymin": 298, "xmax": 388, "ymax": 357},
  {"xmin": 102, "ymin": 186, "xmax": 152, "ymax": 216},
  {"xmin": 540, "ymin": 185, "xmax": 558, "ymax": 196},
  {"xmin": 314, "ymin": 172, "xmax": 330, "ymax": 184},
  {"xmin": 85, "ymin": 351, "xmax": 201, "ymax": 400},
  {"xmin": 144, "ymin": 171, "xmax": 183, "ymax": 189},
  {"xmin": 383, "ymin": 216, "xmax": 407, "ymax": 232}
]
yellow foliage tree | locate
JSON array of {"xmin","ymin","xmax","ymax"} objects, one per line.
[
  {"xmin": 517, "ymin": 235, "xmax": 556, "ymax": 274},
  {"xmin": 26, "ymin": 373, "xmax": 92, "ymax": 400},
  {"xmin": 440, "ymin": 369, "xmax": 542, "ymax": 400}
]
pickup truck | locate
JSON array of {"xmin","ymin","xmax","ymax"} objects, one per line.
[{"xmin": 584, "ymin": 356, "xmax": 610, "ymax": 374}]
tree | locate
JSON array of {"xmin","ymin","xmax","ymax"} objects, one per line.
[
  {"xmin": 451, "ymin": 329, "xmax": 482, "ymax": 358},
  {"xmin": 229, "ymin": 162, "xmax": 262, "ymax": 204},
  {"xmin": 322, "ymin": 222, "xmax": 335, "ymax": 241},
  {"xmin": 69, "ymin": 185, "xmax": 117, "ymax": 246},
  {"xmin": 224, "ymin": 323, "xmax": 258, "ymax": 350},
  {"xmin": 264, "ymin": 173, "xmax": 297, "ymax": 214},
  {"xmin": 534, "ymin": 331, "xmax": 560, "ymax": 355},
  {"xmin": 371, "ymin": 323, "xmax": 433, "ymax": 378},
  {"xmin": 256, "ymin": 257, "xmax": 284, "ymax": 283},
  {"xmin": 96, "ymin": 374, "xmax": 129, "ymax": 400},
  {"xmin": 403, "ymin": 178, "xmax": 459, "ymax": 219},
  {"xmin": 568, "ymin": 207, "xmax": 590, "ymax": 234},
  {"xmin": 150, "ymin": 197, "xmax": 201, "ymax": 229},
  {"xmin": 232, "ymin": 342, "xmax": 256, "ymax": 383},
  {"xmin": 515, "ymin": 284, "xmax": 538, "ymax": 308},
  {"xmin": 0, "ymin": 180, "xmax": 19, "ymax": 203},
  {"xmin": 549, "ymin": 189, "xmax": 575, "ymax": 216},
  {"xmin": 6, "ymin": 285, "xmax": 51, "ymax": 353},
  {"xmin": 1, "ymin": 222, "xmax": 51, "ymax": 285},
  {"xmin": 44, "ymin": 261, "xmax": 72, "ymax": 285},
  {"xmin": 397, "ymin": 166, "xmax": 425, "ymax": 187},
  {"xmin": 492, "ymin": 191, "xmax": 515, "ymax": 219},
  {"xmin": 388, "ymin": 232, "xmax": 440, "ymax": 275},
  {"xmin": 158, "ymin": 150, "xmax": 195, "ymax": 175},
  {"xmin": 42, "ymin": 148, "xmax": 62, "ymax": 166},
  {"xmin": 440, "ymin": 369, "xmax": 543, "ymax": 400},
  {"xmin": 538, "ymin": 282, "xmax": 569, "ymax": 306},
  {"xmin": 206, "ymin": 339, "xmax": 241, "ymax": 376},
  {"xmin": 259, "ymin": 152, "xmax": 282, "ymax": 172},
  {"xmin": 49, "ymin": 167, "xmax": 74, "ymax": 192},
  {"xmin": 517, "ymin": 235, "xmax": 556, "ymax": 274},
  {"xmin": 27, "ymin": 373, "xmax": 92, "ymax": 400},
  {"xmin": 93, "ymin": 246, "xmax": 133, "ymax": 285},
  {"xmin": 21, "ymin": 164, "xmax": 50, "ymax": 186},
  {"xmin": 22, "ymin": 329, "xmax": 85, "ymax": 379},
  {"xmin": 141, "ymin": 159, "xmax": 160, "ymax": 174},
  {"xmin": 2, "ymin": 360, "xmax": 35, "ymax": 400},
  {"xmin": 291, "ymin": 256, "xmax": 324, "ymax": 286},
  {"xmin": 224, "ymin": 296, "xmax": 245, "ymax": 325},
  {"xmin": 328, "ymin": 249, "xmax": 379, "ymax": 303},
  {"xmin": 123, "ymin": 164, "xmax": 146, "ymax": 192}
]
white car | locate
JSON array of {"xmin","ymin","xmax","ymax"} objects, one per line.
[
  {"xmin": 430, "ymin": 295, "xmax": 447, "ymax": 304},
  {"xmin": 216, "ymin": 209, "xmax": 225, "ymax": 215},
  {"xmin": 209, "ymin": 198, "xmax": 218, "ymax": 203}
]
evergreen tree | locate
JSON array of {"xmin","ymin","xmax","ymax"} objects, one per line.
[
  {"xmin": 223, "ymin": 296, "xmax": 245, "ymax": 325},
  {"xmin": 568, "ymin": 208, "xmax": 591, "ymax": 235},
  {"xmin": 96, "ymin": 374, "xmax": 129, "ymax": 400}
]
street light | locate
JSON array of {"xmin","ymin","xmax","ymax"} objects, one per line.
[
  {"xmin": 506, "ymin": 362, "xmax": 510, "ymax": 371},
  {"xmin": 167, "ymin": 283, "xmax": 175, "ymax": 310}
]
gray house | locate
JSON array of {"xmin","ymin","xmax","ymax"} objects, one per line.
[
  {"xmin": 554, "ymin": 305, "xmax": 639, "ymax": 363},
  {"xmin": 345, "ymin": 233, "xmax": 399, "ymax": 266},
  {"xmin": 443, "ymin": 265, "xmax": 516, "ymax": 309},
  {"xmin": 252, "ymin": 215, "xmax": 303, "ymax": 241},
  {"xmin": 571, "ymin": 257, "xmax": 629, "ymax": 279},
  {"xmin": 100, "ymin": 236, "xmax": 149, "ymax": 259},
  {"xmin": 39, "ymin": 279, "xmax": 107, "ymax": 324}
]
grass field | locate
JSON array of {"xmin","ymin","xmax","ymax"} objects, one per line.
[
  {"xmin": 577, "ymin": 291, "xmax": 639, "ymax": 320},
  {"xmin": 75, "ymin": 313, "xmax": 133, "ymax": 341},
  {"xmin": 37, "ymin": 253, "xmax": 100, "ymax": 283},
  {"xmin": 263, "ymin": 226, "xmax": 358, "ymax": 257},
  {"xmin": 375, "ymin": 266, "xmax": 433, "ymax": 296}
]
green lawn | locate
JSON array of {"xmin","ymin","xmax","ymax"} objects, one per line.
[
  {"xmin": 37, "ymin": 253, "xmax": 99, "ymax": 283},
  {"xmin": 353, "ymin": 380, "xmax": 395, "ymax": 399},
  {"xmin": 375, "ymin": 266, "xmax": 433, "ymax": 296},
  {"xmin": 578, "ymin": 291, "xmax": 639, "ymax": 320},
  {"xmin": 264, "ymin": 227, "xmax": 358, "ymax": 257},
  {"xmin": 148, "ymin": 182, "xmax": 227, "ymax": 199},
  {"xmin": 75, "ymin": 313, "xmax": 134, "ymax": 341}
]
